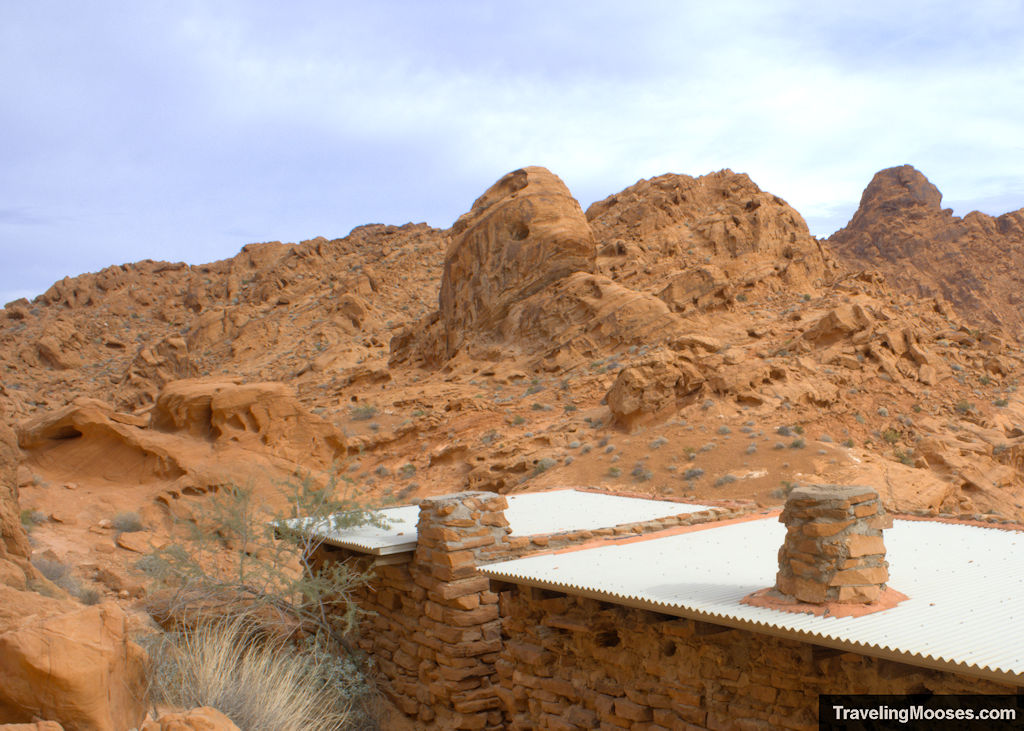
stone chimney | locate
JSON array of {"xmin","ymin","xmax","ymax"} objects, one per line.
[{"xmin": 775, "ymin": 485, "xmax": 893, "ymax": 604}]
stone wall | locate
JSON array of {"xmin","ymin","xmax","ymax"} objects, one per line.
[
  {"xmin": 310, "ymin": 491, "xmax": 740, "ymax": 730},
  {"xmin": 495, "ymin": 587, "xmax": 1018, "ymax": 731}
]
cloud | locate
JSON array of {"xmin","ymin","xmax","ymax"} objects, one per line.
[{"xmin": 1, "ymin": 0, "xmax": 1023, "ymax": 304}]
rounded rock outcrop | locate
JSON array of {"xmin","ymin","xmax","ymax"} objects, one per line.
[{"xmin": 439, "ymin": 167, "xmax": 597, "ymax": 359}]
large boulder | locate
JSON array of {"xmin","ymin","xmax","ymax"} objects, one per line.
[
  {"xmin": 438, "ymin": 167, "xmax": 597, "ymax": 359},
  {"xmin": 0, "ymin": 602, "xmax": 148, "ymax": 730},
  {"xmin": 606, "ymin": 349, "xmax": 705, "ymax": 429},
  {"xmin": 151, "ymin": 379, "xmax": 346, "ymax": 466}
]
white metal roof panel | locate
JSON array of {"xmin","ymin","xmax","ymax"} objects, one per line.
[
  {"xmin": 299, "ymin": 489, "xmax": 712, "ymax": 555},
  {"xmin": 481, "ymin": 517, "xmax": 1024, "ymax": 683}
]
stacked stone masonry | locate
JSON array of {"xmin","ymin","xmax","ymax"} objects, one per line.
[
  {"xmin": 495, "ymin": 587, "xmax": 1017, "ymax": 731},
  {"xmin": 311, "ymin": 491, "xmax": 736, "ymax": 729},
  {"xmin": 776, "ymin": 484, "xmax": 893, "ymax": 604}
]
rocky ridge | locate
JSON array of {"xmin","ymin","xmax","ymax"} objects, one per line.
[{"xmin": 829, "ymin": 164, "xmax": 1024, "ymax": 339}]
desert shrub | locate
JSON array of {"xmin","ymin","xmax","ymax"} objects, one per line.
[
  {"xmin": 683, "ymin": 468, "xmax": 704, "ymax": 481},
  {"xmin": 146, "ymin": 618, "xmax": 370, "ymax": 731},
  {"xmin": 32, "ymin": 556, "xmax": 70, "ymax": 583},
  {"xmin": 19, "ymin": 509, "xmax": 46, "ymax": 530},
  {"xmin": 606, "ymin": 467, "xmax": 622, "ymax": 478},
  {"xmin": 649, "ymin": 436, "xmax": 668, "ymax": 449},
  {"xmin": 789, "ymin": 438, "xmax": 806, "ymax": 449},
  {"xmin": 113, "ymin": 511, "xmax": 144, "ymax": 533},
  {"xmin": 894, "ymin": 449, "xmax": 915, "ymax": 467},
  {"xmin": 954, "ymin": 400, "xmax": 972, "ymax": 414},
  {"xmin": 995, "ymin": 398, "xmax": 1009, "ymax": 407},
  {"xmin": 533, "ymin": 457, "xmax": 557, "ymax": 476},
  {"xmin": 31, "ymin": 556, "xmax": 90, "ymax": 599},
  {"xmin": 881, "ymin": 429, "xmax": 901, "ymax": 445},
  {"xmin": 631, "ymin": 464, "xmax": 653, "ymax": 482},
  {"xmin": 349, "ymin": 404, "xmax": 377, "ymax": 421},
  {"xmin": 78, "ymin": 587, "xmax": 102, "ymax": 605},
  {"xmin": 139, "ymin": 472, "xmax": 385, "ymax": 727},
  {"xmin": 713, "ymin": 475, "xmax": 737, "ymax": 487}
]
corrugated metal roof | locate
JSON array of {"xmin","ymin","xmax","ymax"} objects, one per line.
[
  {"xmin": 296, "ymin": 489, "xmax": 712, "ymax": 555},
  {"xmin": 481, "ymin": 517, "xmax": 1024, "ymax": 684}
]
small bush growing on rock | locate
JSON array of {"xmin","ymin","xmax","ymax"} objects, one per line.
[
  {"xmin": 954, "ymin": 400, "xmax": 972, "ymax": 414},
  {"xmin": 113, "ymin": 511, "xmax": 144, "ymax": 533},
  {"xmin": 881, "ymin": 429, "xmax": 901, "ymax": 445},
  {"xmin": 19, "ymin": 508, "xmax": 46, "ymax": 530},
  {"xmin": 683, "ymin": 468, "xmax": 704, "ymax": 481},
  {"xmin": 533, "ymin": 457, "xmax": 557, "ymax": 476},
  {"xmin": 894, "ymin": 449, "xmax": 915, "ymax": 467},
  {"xmin": 994, "ymin": 398, "xmax": 1009, "ymax": 407},
  {"xmin": 713, "ymin": 475, "xmax": 737, "ymax": 487}
]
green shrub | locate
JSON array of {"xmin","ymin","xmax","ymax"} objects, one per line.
[
  {"xmin": 994, "ymin": 398, "xmax": 1009, "ymax": 407},
  {"xmin": 19, "ymin": 509, "xmax": 46, "ymax": 530}
]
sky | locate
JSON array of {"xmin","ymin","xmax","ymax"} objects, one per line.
[{"xmin": 2, "ymin": 1, "xmax": 1024, "ymax": 305}]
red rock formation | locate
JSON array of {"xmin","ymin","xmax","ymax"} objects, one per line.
[
  {"xmin": 587, "ymin": 169, "xmax": 832, "ymax": 307},
  {"xmin": 829, "ymin": 165, "xmax": 1024, "ymax": 338},
  {"xmin": 437, "ymin": 167, "xmax": 597, "ymax": 359}
]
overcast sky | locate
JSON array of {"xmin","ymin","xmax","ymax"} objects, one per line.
[{"xmin": 2, "ymin": 1, "xmax": 1023, "ymax": 305}]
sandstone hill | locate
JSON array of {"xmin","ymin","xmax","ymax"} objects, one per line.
[
  {"xmin": 829, "ymin": 164, "xmax": 1024, "ymax": 339},
  {"xmin": 1, "ymin": 164, "xmax": 1024, "ymax": 725}
]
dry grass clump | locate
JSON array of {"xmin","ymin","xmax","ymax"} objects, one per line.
[{"xmin": 147, "ymin": 618, "xmax": 367, "ymax": 731}]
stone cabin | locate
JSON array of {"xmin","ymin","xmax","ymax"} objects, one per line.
[{"xmin": 304, "ymin": 486, "xmax": 1024, "ymax": 730}]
